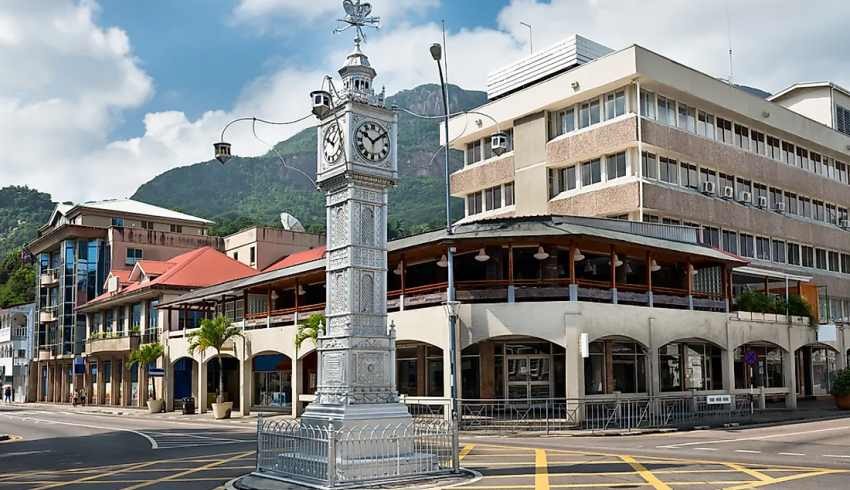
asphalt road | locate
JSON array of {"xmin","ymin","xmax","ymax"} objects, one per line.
[{"xmin": 0, "ymin": 405, "xmax": 257, "ymax": 489}]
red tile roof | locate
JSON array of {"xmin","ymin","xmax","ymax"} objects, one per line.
[
  {"xmin": 264, "ymin": 246, "xmax": 326, "ymax": 272},
  {"xmin": 83, "ymin": 246, "xmax": 257, "ymax": 308}
]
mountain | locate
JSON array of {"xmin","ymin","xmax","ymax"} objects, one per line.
[
  {"xmin": 132, "ymin": 84, "xmax": 487, "ymax": 238},
  {"xmin": 0, "ymin": 186, "xmax": 54, "ymax": 257}
]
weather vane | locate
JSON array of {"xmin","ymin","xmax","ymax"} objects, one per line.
[{"xmin": 334, "ymin": 0, "xmax": 381, "ymax": 43}]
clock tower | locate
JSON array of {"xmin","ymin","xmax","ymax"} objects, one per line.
[{"xmin": 303, "ymin": 26, "xmax": 407, "ymax": 429}]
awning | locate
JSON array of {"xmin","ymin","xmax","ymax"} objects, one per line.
[{"xmin": 733, "ymin": 266, "xmax": 812, "ymax": 283}]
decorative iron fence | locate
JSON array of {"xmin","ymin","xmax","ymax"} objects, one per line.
[
  {"xmin": 255, "ymin": 417, "xmax": 458, "ymax": 488},
  {"xmin": 404, "ymin": 395, "xmax": 756, "ymax": 433}
]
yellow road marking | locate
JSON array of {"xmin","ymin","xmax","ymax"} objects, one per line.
[
  {"xmin": 459, "ymin": 444, "xmax": 476, "ymax": 460},
  {"xmin": 31, "ymin": 460, "xmax": 160, "ymax": 490},
  {"xmin": 621, "ymin": 455, "xmax": 671, "ymax": 490},
  {"xmin": 535, "ymin": 449, "xmax": 550, "ymax": 490},
  {"xmin": 723, "ymin": 469, "xmax": 847, "ymax": 489},
  {"xmin": 478, "ymin": 468, "xmax": 804, "ymax": 479},
  {"xmin": 119, "ymin": 450, "xmax": 254, "ymax": 490},
  {"xmin": 725, "ymin": 462, "xmax": 773, "ymax": 482},
  {"xmin": 0, "ymin": 434, "xmax": 22, "ymax": 443}
]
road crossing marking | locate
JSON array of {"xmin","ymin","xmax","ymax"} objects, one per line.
[
  {"xmin": 120, "ymin": 450, "xmax": 255, "ymax": 490},
  {"xmin": 620, "ymin": 454, "xmax": 671, "ymax": 490},
  {"xmin": 534, "ymin": 449, "xmax": 549, "ymax": 490}
]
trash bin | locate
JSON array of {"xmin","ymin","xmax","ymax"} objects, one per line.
[{"xmin": 182, "ymin": 397, "xmax": 195, "ymax": 415}]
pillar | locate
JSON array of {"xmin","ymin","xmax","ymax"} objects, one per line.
[
  {"xmin": 723, "ymin": 348, "xmax": 736, "ymax": 397},
  {"xmin": 291, "ymin": 357, "xmax": 302, "ymax": 417},
  {"xmin": 122, "ymin": 358, "xmax": 131, "ymax": 407},
  {"xmin": 112, "ymin": 357, "xmax": 120, "ymax": 405},
  {"xmin": 165, "ymin": 357, "xmax": 174, "ymax": 412},
  {"xmin": 416, "ymin": 345, "xmax": 426, "ymax": 397},
  {"xmin": 239, "ymin": 357, "xmax": 251, "ymax": 416},
  {"xmin": 479, "ymin": 341, "xmax": 495, "ymax": 399},
  {"xmin": 96, "ymin": 358, "xmax": 104, "ymax": 405},
  {"xmin": 784, "ymin": 349, "xmax": 797, "ymax": 409},
  {"xmin": 564, "ymin": 313, "xmax": 583, "ymax": 421},
  {"xmin": 198, "ymin": 358, "xmax": 208, "ymax": 414}
]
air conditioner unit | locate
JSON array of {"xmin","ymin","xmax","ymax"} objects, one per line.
[
  {"xmin": 840, "ymin": 218, "xmax": 850, "ymax": 229},
  {"xmin": 756, "ymin": 196, "xmax": 768, "ymax": 209},
  {"xmin": 701, "ymin": 181, "xmax": 716, "ymax": 195},
  {"xmin": 738, "ymin": 191, "xmax": 752, "ymax": 204},
  {"xmin": 722, "ymin": 186, "xmax": 735, "ymax": 199},
  {"xmin": 774, "ymin": 201, "xmax": 786, "ymax": 213}
]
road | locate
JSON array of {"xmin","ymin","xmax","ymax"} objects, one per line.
[
  {"xmin": 0, "ymin": 405, "xmax": 256, "ymax": 489},
  {"xmin": 2, "ymin": 405, "xmax": 850, "ymax": 489}
]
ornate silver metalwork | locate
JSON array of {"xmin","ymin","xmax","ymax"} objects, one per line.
[{"xmin": 334, "ymin": 0, "xmax": 381, "ymax": 43}]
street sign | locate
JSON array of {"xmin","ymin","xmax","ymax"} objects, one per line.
[
  {"xmin": 744, "ymin": 350, "xmax": 758, "ymax": 366},
  {"xmin": 148, "ymin": 368, "xmax": 165, "ymax": 378},
  {"xmin": 706, "ymin": 394, "xmax": 732, "ymax": 405}
]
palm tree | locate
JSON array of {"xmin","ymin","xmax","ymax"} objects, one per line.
[
  {"xmin": 129, "ymin": 343, "xmax": 164, "ymax": 400},
  {"xmin": 295, "ymin": 313, "xmax": 325, "ymax": 353},
  {"xmin": 187, "ymin": 316, "xmax": 244, "ymax": 404}
]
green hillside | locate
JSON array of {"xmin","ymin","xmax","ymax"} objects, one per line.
[{"xmin": 0, "ymin": 186, "xmax": 52, "ymax": 307}]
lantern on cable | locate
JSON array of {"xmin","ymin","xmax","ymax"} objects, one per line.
[
  {"xmin": 310, "ymin": 90, "xmax": 333, "ymax": 118},
  {"xmin": 533, "ymin": 245, "xmax": 550, "ymax": 261},
  {"xmin": 474, "ymin": 248, "xmax": 490, "ymax": 262},
  {"xmin": 213, "ymin": 141, "xmax": 232, "ymax": 165},
  {"xmin": 491, "ymin": 132, "xmax": 509, "ymax": 156}
]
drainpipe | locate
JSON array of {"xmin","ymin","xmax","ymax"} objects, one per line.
[{"xmin": 634, "ymin": 79, "xmax": 644, "ymax": 222}]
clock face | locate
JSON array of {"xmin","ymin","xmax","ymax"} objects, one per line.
[
  {"xmin": 322, "ymin": 123, "xmax": 343, "ymax": 164},
  {"xmin": 354, "ymin": 121, "xmax": 390, "ymax": 162}
]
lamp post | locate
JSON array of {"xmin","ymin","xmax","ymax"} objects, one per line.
[{"xmin": 430, "ymin": 42, "xmax": 460, "ymax": 432}]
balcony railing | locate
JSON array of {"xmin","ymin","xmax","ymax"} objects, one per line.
[
  {"xmin": 86, "ymin": 333, "xmax": 140, "ymax": 354},
  {"xmin": 40, "ymin": 268, "xmax": 59, "ymax": 286},
  {"xmin": 39, "ymin": 306, "xmax": 58, "ymax": 323}
]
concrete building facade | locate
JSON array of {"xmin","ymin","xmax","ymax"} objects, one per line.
[{"xmin": 0, "ymin": 303, "xmax": 34, "ymax": 401}]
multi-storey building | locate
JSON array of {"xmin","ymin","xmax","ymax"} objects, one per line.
[
  {"xmin": 0, "ymin": 303, "xmax": 34, "ymax": 401},
  {"xmin": 27, "ymin": 199, "xmax": 222, "ymax": 403},
  {"xmin": 448, "ymin": 36, "xmax": 850, "ymax": 329}
]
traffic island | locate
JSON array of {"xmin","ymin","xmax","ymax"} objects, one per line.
[{"xmin": 228, "ymin": 470, "xmax": 476, "ymax": 490}]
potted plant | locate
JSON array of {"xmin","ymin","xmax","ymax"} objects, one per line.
[
  {"xmin": 187, "ymin": 316, "xmax": 244, "ymax": 419},
  {"xmin": 130, "ymin": 343, "xmax": 165, "ymax": 413},
  {"xmin": 830, "ymin": 368, "xmax": 850, "ymax": 410}
]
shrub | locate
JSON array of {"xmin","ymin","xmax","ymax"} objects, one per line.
[{"xmin": 830, "ymin": 368, "xmax": 850, "ymax": 397}]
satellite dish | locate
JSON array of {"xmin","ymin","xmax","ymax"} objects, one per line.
[{"xmin": 280, "ymin": 213, "xmax": 305, "ymax": 232}]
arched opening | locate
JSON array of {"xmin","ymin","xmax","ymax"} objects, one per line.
[
  {"xmin": 300, "ymin": 350, "xmax": 318, "ymax": 396},
  {"xmin": 795, "ymin": 343, "xmax": 838, "ymax": 398},
  {"xmin": 206, "ymin": 356, "xmax": 240, "ymax": 410},
  {"xmin": 734, "ymin": 342, "xmax": 786, "ymax": 389},
  {"xmin": 658, "ymin": 339, "xmax": 724, "ymax": 392},
  {"xmin": 252, "ymin": 352, "xmax": 292, "ymax": 411},
  {"xmin": 585, "ymin": 336, "xmax": 647, "ymax": 395},
  {"xmin": 172, "ymin": 357, "xmax": 197, "ymax": 410},
  {"xmin": 462, "ymin": 336, "xmax": 565, "ymax": 400},
  {"xmin": 395, "ymin": 341, "xmax": 443, "ymax": 397}
]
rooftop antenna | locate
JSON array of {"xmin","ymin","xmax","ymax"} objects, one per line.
[
  {"xmin": 725, "ymin": 0, "xmax": 734, "ymax": 86},
  {"xmin": 520, "ymin": 21, "xmax": 533, "ymax": 55}
]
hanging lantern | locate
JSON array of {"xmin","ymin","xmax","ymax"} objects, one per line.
[
  {"xmin": 310, "ymin": 90, "xmax": 332, "ymax": 118},
  {"xmin": 610, "ymin": 253, "xmax": 623, "ymax": 268},
  {"xmin": 474, "ymin": 248, "xmax": 490, "ymax": 262},
  {"xmin": 213, "ymin": 141, "xmax": 232, "ymax": 165},
  {"xmin": 533, "ymin": 245, "xmax": 550, "ymax": 261},
  {"xmin": 491, "ymin": 132, "xmax": 509, "ymax": 156},
  {"xmin": 436, "ymin": 254, "xmax": 449, "ymax": 268},
  {"xmin": 650, "ymin": 259, "xmax": 661, "ymax": 272},
  {"xmin": 573, "ymin": 248, "xmax": 585, "ymax": 262},
  {"xmin": 393, "ymin": 263, "xmax": 403, "ymax": 275}
]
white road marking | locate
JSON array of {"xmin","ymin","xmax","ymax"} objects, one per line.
[
  {"xmin": 734, "ymin": 450, "xmax": 761, "ymax": 454},
  {"xmin": 693, "ymin": 448, "xmax": 718, "ymax": 451},
  {"xmin": 778, "ymin": 452, "xmax": 806, "ymax": 456},
  {"xmin": 1, "ymin": 413, "xmax": 159, "ymax": 449},
  {"xmin": 823, "ymin": 454, "xmax": 850, "ymax": 459},
  {"xmin": 658, "ymin": 425, "xmax": 850, "ymax": 448}
]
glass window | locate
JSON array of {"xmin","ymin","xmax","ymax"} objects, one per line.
[
  {"xmin": 813, "ymin": 200, "xmax": 825, "ymax": 221},
  {"xmin": 605, "ymin": 90, "xmax": 625, "ymax": 119},
  {"xmin": 640, "ymin": 90, "xmax": 656, "ymax": 119},
  {"xmin": 657, "ymin": 96, "xmax": 675, "ymax": 126},
  {"xmin": 700, "ymin": 168, "xmax": 718, "ymax": 189},
  {"xmin": 125, "ymin": 248, "xmax": 143, "ymax": 266},
  {"xmin": 722, "ymin": 230, "xmax": 738, "ymax": 254},
  {"xmin": 581, "ymin": 159, "xmax": 602, "ymax": 186},
  {"xmin": 751, "ymin": 130, "xmax": 765, "ymax": 155},
  {"xmin": 111, "ymin": 217, "xmax": 124, "ymax": 227},
  {"xmin": 802, "ymin": 246, "xmax": 814, "ymax": 268},
  {"xmin": 734, "ymin": 124, "xmax": 750, "ymax": 150},
  {"xmin": 766, "ymin": 136, "xmax": 781, "ymax": 160},
  {"xmin": 797, "ymin": 147, "xmax": 810, "ymax": 171},
  {"xmin": 816, "ymin": 248, "xmax": 828, "ymax": 270},
  {"xmin": 677, "ymin": 103, "xmax": 696, "ymax": 133},
  {"xmin": 606, "ymin": 152, "xmax": 627, "ymax": 180},
  {"xmin": 465, "ymin": 140, "xmax": 482, "ymax": 165},
  {"xmin": 739, "ymin": 234, "xmax": 755, "ymax": 258},
  {"xmin": 659, "ymin": 157, "xmax": 678, "ymax": 184},
  {"xmin": 504, "ymin": 182, "xmax": 515, "ymax": 206},
  {"xmin": 680, "ymin": 163, "xmax": 698, "ymax": 188},
  {"xmin": 782, "ymin": 141, "xmax": 795, "ymax": 166},
  {"xmin": 131, "ymin": 303, "xmax": 142, "ymax": 328},
  {"xmin": 785, "ymin": 193, "xmax": 798, "ymax": 216},
  {"xmin": 787, "ymin": 243, "xmax": 800, "ymax": 266},
  {"xmin": 734, "ymin": 344, "xmax": 784, "ymax": 389},
  {"xmin": 756, "ymin": 237, "xmax": 770, "ymax": 261},
  {"xmin": 841, "ymin": 253, "xmax": 850, "ymax": 274},
  {"xmin": 697, "ymin": 111, "xmax": 715, "ymax": 139},
  {"xmin": 484, "ymin": 185, "xmax": 501, "ymax": 211},
  {"xmin": 466, "ymin": 191, "xmax": 483, "ymax": 215},
  {"xmin": 772, "ymin": 240, "xmax": 786, "ymax": 263},
  {"xmin": 589, "ymin": 98, "xmax": 601, "ymax": 125},
  {"xmin": 799, "ymin": 196, "xmax": 811, "ymax": 218},
  {"xmin": 702, "ymin": 226, "xmax": 720, "ymax": 248},
  {"xmin": 716, "ymin": 117, "xmax": 733, "ymax": 144},
  {"xmin": 642, "ymin": 152, "xmax": 657, "ymax": 179},
  {"xmin": 828, "ymin": 251, "xmax": 840, "ymax": 272}
]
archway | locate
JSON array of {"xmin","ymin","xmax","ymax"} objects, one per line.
[
  {"xmin": 733, "ymin": 341, "xmax": 786, "ymax": 390},
  {"xmin": 395, "ymin": 341, "xmax": 443, "ymax": 397},
  {"xmin": 252, "ymin": 352, "xmax": 292, "ymax": 411},
  {"xmin": 585, "ymin": 336, "xmax": 647, "ymax": 395},
  {"xmin": 795, "ymin": 343, "xmax": 838, "ymax": 398},
  {"xmin": 461, "ymin": 335, "xmax": 565, "ymax": 400},
  {"xmin": 658, "ymin": 339, "xmax": 724, "ymax": 392},
  {"xmin": 171, "ymin": 357, "xmax": 197, "ymax": 410},
  {"xmin": 205, "ymin": 356, "xmax": 240, "ymax": 410}
]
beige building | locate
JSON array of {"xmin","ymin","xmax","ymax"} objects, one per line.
[{"xmin": 447, "ymin": 36, "xmax": 850, "ymax": 324}]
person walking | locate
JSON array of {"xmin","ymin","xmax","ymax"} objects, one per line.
[{"xmin": 3, "ymin": 386, "xmax": 11, "ymax": 404}]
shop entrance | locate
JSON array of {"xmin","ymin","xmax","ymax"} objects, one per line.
[{"xmin": 506, "ymin": 355, "xmax": 551, "ymax": 400}]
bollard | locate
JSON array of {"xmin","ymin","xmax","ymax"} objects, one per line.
[{"xmin": 758, "ymin": 387, "xmax": 766, "ymax": 410}]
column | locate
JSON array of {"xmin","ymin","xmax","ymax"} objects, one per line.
[
  {"xmin": 198, "ymin": 359, "xmax": 208, "ymax": 414},
  {"xmin": 96, "ymin": 358, "xmax": 104, "ymax": 405},
  {"xmin": 122, "ymin": 358, "xmax": 131, "ymax": 407},
  {"xmin": 111, "ymin": 357, "xmax": 119, "ymax": 405},
  {"xmin": 610, "ymin": 246, "xmax": 618, "ymax": 304},
  {"xmin": 239, "ymin": 356, "xmax": 251, "ymax": 416},
  {"xmin": 165, "ymin": 357, "xmax": 174, "ymax": 411},
  {"xmin": 416, "ymin": 345, "xmax": 426, "ymax": 397},
  {"xmin": 784, "ymin": 349, "xmax": 798, "ymax": 409},
  {"xmin": 568, "ymin": 245, "xmax": 578, "ymax": 301},
  {"xmin": 564, "ymin": 315, "xmax": 582, "ymax": 422},
  {"xmin": 479, "ymin": 341, "xmax": 495, "ymax": 399},
  {"xmin": 291, "ymin": 357, "xmax": 302, "ymax": 418},
  {"xmin": 648, "ymin": 320, "xmax": 660, "ymax": 397},
  {"xmin": 646, "ymin": 252, "xmax": 654, "ymax": 307}
]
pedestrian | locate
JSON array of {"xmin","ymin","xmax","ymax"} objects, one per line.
[
  {"xmin": 81, "ymin": 388, "xmax": 87, "ymax": 406},
  {"xmin": 3, "ymin": 386, "xmax": 11, "ymax": 404}
]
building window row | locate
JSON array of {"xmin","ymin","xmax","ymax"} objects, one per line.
[
  {"xmin": 466, "ymin": 182, "xmax": 515, "ymax": 217},
  {"xmin": 464, "ymin": 128, "xmax": 514, "ymax": 166},
  {"xmin": 548, "ymin": 88, "xmax": 627, "ymax": 140},
  {"xmin": 548, "ymin": 152, "xmax": 628, "ymax": 198},
  {"xmin": 642, "ymin": 151, "xmax": 850, "ymax": 229},
  {"xmin": 640, "ymin": 89, "xmax": 850, "ymax": 187}
]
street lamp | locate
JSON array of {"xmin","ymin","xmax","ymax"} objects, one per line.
[{"xmin": 430, "ymin": 42, "xmax": 460, "ymax": 434}]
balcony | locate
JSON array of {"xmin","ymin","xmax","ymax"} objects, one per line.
[
  {"xmin": 86, "ymin": 333, "xmax": 140, "ymax": 355},
  {"xmin": 37, "ymin": 347, "xmax": 55, "ymax": 361},
  {"xmin": 39, "ymin": 306, "xmax": 58, "ymax": 323},
  {"xmin": 40, "ymin": 268, "xmax": 59, "ymax": 286}
]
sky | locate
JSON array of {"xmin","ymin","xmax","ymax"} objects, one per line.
[{"xmin": 2, "ymin": 0, "xmax": 849, "ymax": 203}]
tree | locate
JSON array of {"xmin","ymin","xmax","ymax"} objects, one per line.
[
  {"xmin": 129, "ymin": 343, "xmax": 164, "ymax": 400},
  {"xmin": 187, "ymin": 316, "xmax": 244, "ymax": 404},
  {"xmin": 295, "ymin": 313, "xmax": 325, "ymax": 353}
]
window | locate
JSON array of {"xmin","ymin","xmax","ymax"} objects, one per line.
[
  {"xmin": 658, "ymin": 96, "xmax": 676, "ymax": 126},
  {"xmin": 484, "ymin": 185, "xmax": 502, "ymax": 211},
  {"xmin": 233, "ymin": 251, "xmax": 239, "ymax": 261},
  {"xmin": 548, "ymin": 166, "xmax": 577, "ymax": 197},
  {"xmin": 125, "ymin": 248, "xmax": 143, "ymax": 266},
  {"xmin": 465, "ymin": 139, "xmax": 482, "ymax": 165},
  {"xmin": 753, "ymin": 183, "xmax": 768, "ymax": 205},
  {"xmin": 766, "ymin": 136, "xmax": 781, "ymax": 160},
  {"xmin": 739, "ymin": 234, "xmax": 755, "ymax": 258},
  {"xmin": 771, "ymin": 240, "xmax": 785, "ymax": 263},
  {"xmin": 750, "ymin": 130, "xmax": 765, "ymax": 155},
  {"xmin": 841, "ymin": 253, "xmax": 850, "ymax": 274},
  {"xmin": 813, "ymin": 200, "xmax": 825, "ymax": 221},
  {"xmin": 826, "ymin": 204, "xmax": 838, "ymax": 224},
  {"xmin": 141, "ymin": 220, "xmax": 154, "ymax": 230},
  {"xmin": 756, "ymin": 237, "xmax": 770, "ymax": 261},
  {"xmin": 170, "ymin": 224, "xmax": 182, "ymax": 233},
  {"xmin": 785, "ymin": 192, "xmax": 798, "ymax": 216},
  {"xmin": 702, "ymin": 226, "xmax": 720, "ymax": 248},
  {"xmin": 605, "ymin": 90, "xmax": 626, "ymax": 120},
  {"xmin": 550, "ymin": 107, "xmax": 575, "ymax": 138},
  {"xmin": 722, "ymin": 230, "xmax": 738, "ymax": 254},
  {"xmin": 799, "ymin": 196, "xmax": 811, "ymax": 218},
  {"xmin": 643, "ymin": 214, "xmax": 660, "ymax": 223},
  {"xmin": 787, "ymin": 243, "xmax": 801, "ymax": 266},
  {"xmin": 677, "ymin": 103, "xmax": 696, "ymax": 132},
  {"xmin": 579, "ymin": 98, "xmax": 601, "ymax": 128},
  {"xmin": 659, "ymin": 156, "xmax": 678, "ymax": 184},
  {"xmin": 662, "ymin": 217, "xmax": 681, "ymax": 226},
  {"xmin": 697, "ymin": 111, "xmax": 715, "ymax": 139},
  {"xmin": 680, "ymin": 163, "xmax": 698, "ymax": 188},
  {"xmin": 716, "ymin": 117, "xmax": 733, "ymax": 144},
  {"xmin": 811, "ymin": 152, "xmax": 823, "ymax": 176},
  {"xmin": 734, "ymin": 124, "xmax": 750, "ymax": 150},
  {"xmin": 581, "ymin": 159, "xmax": 602, "ymax": 186},
  {"xmin": 829, "ymin": 251, "xmax": 840, "ymax": 272},
  {"xmin": 131, "ymin": 303, "xmax": 142, "ymax": 328},
  {"xmin": 719, "ymin": 173, "xmax": 735, "ymax": 195},
  {"xmin": 837, "ymin": 161, "xmax": 848, "ymax": 184},
  {"xmin": 504, "ymin": 182, "xmax": 515, "ymax": 206},
  {"xmin": 642, "ymin": 152, "xmax": 657, "ymax": 179},
  {"xmin": 802, "ymin": 246, "xmax": 814, "ymax": 268},
  {"xmin": 466, "ymin": 191, "xmax": 483, "ymax": 215},
  {"xmin": 840, "ymin": 207, "xmax": 848, "ymax": 225},
  {"xmin": 816, "ymin": 249, "xmax": 828, "ymax": 270},
  {"xmin": 700, "ymin": 168, "xmax": 718, "ymax": 189},
  {"xmin": 606, "ymin": 152, "xmax": 627, "ymax": 180},
  {"xmin": 796, "ymin": 147, "xmax": 810, "ymax": 171},
  {"xmin": 734, "ymin": 344, "xmax": 784, "ymax": 389},
  {"xmin": 837, "ymin": 105, "xmax": 850, "ymax": 136},
  {"xmin": 782, "ymin": 142, "xmax": 795, "ymax": 166},
  {"xmin": 640, "ymin": 90, "xmax": 656, "ymax": 119},
  {"xmin": 111, "ymin": 217, "xmax": 124, "ymax": 227},
  {"xmin": 735, "ymin": 178, "xmax": 752, "ymax": 196},
  {"xmin": 249, "ymin": 246, "xmax": 256, "ymax": 265}
]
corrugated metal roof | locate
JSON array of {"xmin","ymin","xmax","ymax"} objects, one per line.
[{"xmin": 76, "ymin": 199, "xmax": 214, "ymax": 224}]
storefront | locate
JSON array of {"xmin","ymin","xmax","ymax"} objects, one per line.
[
  {"xmin": 396, "ymin": 342, "xmax": 443, "ymax": 397},
  {"xmin": 252, "ymin": 353, "xmax": 292, "ymax": 410},
  {"xmin": 659, "ymin": 341, "xmax": 724, "ymax": 392},
  {"xmin": 734, "ymin": 342, "xmax": 785, "ymax": 389},
  {"xmin": 796, "ymin": 344, "xmax": 838, "ymax": 398},
  {"xmin": 461, "ymin": 337, "xmax": 565, "ymax": 401},
  {"xmin": 585, "ymin": 337, "xmax": 647, "ymax": 395}
]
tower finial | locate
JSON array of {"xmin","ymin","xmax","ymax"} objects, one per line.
[{"xmin": 334, "ymin": 0, "xmax": 381, "ymax": 44}]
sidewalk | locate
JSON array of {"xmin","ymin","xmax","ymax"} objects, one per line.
[{"xmin": 20, "ymin": 401, "xmax": 292, "ymax": 426}]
